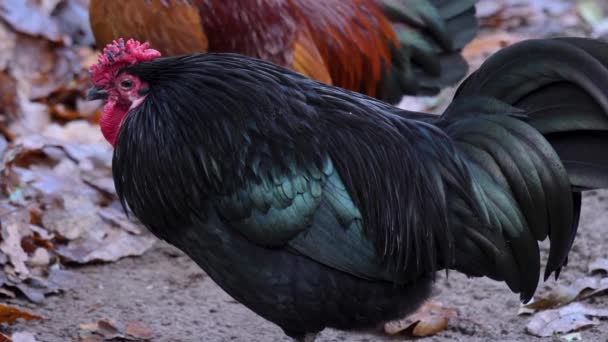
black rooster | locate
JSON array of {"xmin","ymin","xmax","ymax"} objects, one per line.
[{"xmin": 88, "ymin": 38, "xmax": 608, "ymax": 341}]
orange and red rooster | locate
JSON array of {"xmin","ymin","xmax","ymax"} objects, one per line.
[{"xmin": 89, "ymin": 0, "xmax": 478, "ymax": 103}]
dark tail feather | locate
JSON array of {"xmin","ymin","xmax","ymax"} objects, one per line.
[
  {"xmin": 455, "ymin": 38, "xmax": 608, "ymax": 192},
  {"xmin": 547, "ymin": 131, "xmax": 608, "ymax": 191},
  {"xmin": 443, "ymin": 38, "xmax": 608, "ymax": 301},
  {"xmin": 379, "ymin": 0, "xmax": 478, "ymax": 101}
]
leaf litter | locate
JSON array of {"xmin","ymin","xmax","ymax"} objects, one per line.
[
  {"xmin": 0, "ymin": 0, "xmax": 155, "ymax": 309},
  {"xmin": 520, "ymin": 256, "xmax": 608, "ymax": 337},
  {"xmin": 525, "ymin": 303, "xmax": 608, "ymax": 337},
  {"xmin": 384, "ymin": 300, "xmax": 458, "ymax": 337},
  {"xmin": 0, "ymin": 304, "xmax": 41, "ymax": 325},
  {"xmin": 78, "ymin": 319, "xmax": 155, "ymax": 341}
]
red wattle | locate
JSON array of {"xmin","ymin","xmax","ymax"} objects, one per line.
[{"xmin": 99, "ymin": 98, "xmax": 130, "ymax": 146}]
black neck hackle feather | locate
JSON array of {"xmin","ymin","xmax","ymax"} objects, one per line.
[{"xmin": 113, "ymin": 53, "xmax": 481, "ymax": 278}]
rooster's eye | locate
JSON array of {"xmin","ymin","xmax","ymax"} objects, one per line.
[{"xmin": 119, "ymin": 80, "xmax": 134, "ymax": 90}]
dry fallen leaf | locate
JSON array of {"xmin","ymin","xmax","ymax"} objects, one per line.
[
  {"xmin": 0, "ymin": 0, "xmax": 63, "ymax": 43},
  {"xmin": 526, "ymin": 302, "xmax": 608, "ymax": 337},
  {"xmin": 0, "ymin": 333, "xmax": 11, "ymax": 342},
  {"xmin": 10, "ymin": 36, "xmax": 79, "ymax": 101},
  {"xmin": 41, "ymin": 193, "xmax": 155, "ymax": 264},
  {"xmin": 521, "ymin": 276, "xmax": 608, "ymax": 314},
  {"xmin": 384, "ymin": 301, "xmax": 458, "ymax": 337},
  {"xmin": 0, "ymin": 22, "xmax": 16, "ymax": 69},
  {"xmin": 98, "ymin": 206, "xmax": 143, "ymax": 235},
  {"xmin": 3, "ymin": 136, "xmax": 108, "ymax": 204},
  {"xmin": 80, "ymin": 319, "xmax": 155, "ymax": 341},
  {"xmin": 0, "ymin": 303, "xmax": 41, "ymax": 324},
  {"xmin": 0, "ymin": 222, "xmax": 31, "ymax": 278},
  {"xmin": 42, "ymin": 195, "xmax": 104, "ymax": 240},
  {"xmin": 1, "ymin": 267, "xmax": 78, "ymax": 304},
  {"xmin": 0, "ymin": 71, "xmax": 17, "ymax": 117},
  {"xmin": 56, "ymin": 228, "xmax": 156, "ymax": 264},
  {"xmin": 124, "ymin": 320, "xmax": 155, "ymax": 340},
  {"xmin": 0, "ymin": 116, "xmax": 152, "ymax": 302}
]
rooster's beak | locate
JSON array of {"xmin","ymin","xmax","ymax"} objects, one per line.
[{"xmin": 87, "ymin": 86, "xmax": 109, "ymax": 101}]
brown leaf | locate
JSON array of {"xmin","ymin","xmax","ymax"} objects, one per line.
[
  {"xmin": 80, "ymin": 319, "xmax": 155, "ymax": 341},
  {"xmin": 2, "ymin": 267, "xmax": 76, "ymax": 303},
  {"xmin": 2, "ymin": 132, "xmax": 152, "ymax": 271},
  {"xmin": 33, "ymin": 163, "xmax": 102, "ymax": 203},
  {"xmin": 0, "ymin": 303, "xmax": 41, "ymax": 324},
  {"xmin": 48, "ymin": 87, "xmax": 100, "ymax": 121},
  {"xmin": 0, "ymin": 22, "xmax": 16, "ymax": 70},
  {"xmin": 56, "ymin": 229, "xmax": 156, "ymax": 264},
  {"xmin": 7, "ymin": 99, "xmax": 50, "ymax": 139},
  {"xmin": 521, "ymin": 277, "xmax": 608, "ymax": 313},
  {"xmin": 49, "ymin": 103, "xmax": 82, "ymax": 121},
  {"xmin": 384, "ymin": 301, "xmax": 458, "ymax": 337},
  {"xmin": 526, "ymin": 303, "xmax": 608, "ymax": 337},
  {"xmin": 0, "ymin": 332, "xmax": 12, "ymax": 342},
  {"xmin": 42, "ymin": 196, "xmax": 104, "ymax": 240},
  {"xmin": 9, "ymin": 36, "xmax": 78, "ymax": 100},
  {"xmin": 0, "ymin": 71, "xmax": 17, "ymax": 117},
  {"xmin": 125, "ymin": 320, "xmax": 155, "ymax": 340},
  {"xmin": 98, "ymin": 206, "xmax": 143, "ymax": 235},
  {"xmin": 0, "ymin": 0, "xmax": 63, "ymax": 43},
  {"xmin": 42, "ymin": 191, "xmax": 154, "ymax": 265},
  {"xmin": 0, "ymin": 202, "xmax": 75, "ymax": 302},
  {"xmin": 0, "ymin": 222, "xmax": 31, "ymax": 278},
  {"xmin": 9, "ymin": 270, "xmax": 70, "ymax": 303},
  {"xmin": 43, "ymin": 121, "xmax": 109, "ymax": 148},
  {"xmin": 2, "ymin": 135, "xmax": 110, "ymax": 205}
]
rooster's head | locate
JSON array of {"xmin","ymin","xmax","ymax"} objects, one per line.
[{"xmin": 88, "ymin": 38, "xmax": 161, "ymax": 146}]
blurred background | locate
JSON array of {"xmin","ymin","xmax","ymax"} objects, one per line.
[{"xmin": 0, "ymin": 0, "xmax": 607, "ymax": 341}]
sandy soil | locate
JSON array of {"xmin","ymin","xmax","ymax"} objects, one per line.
[{"xmin": 2, "ymin": 191, "xmax": 608, "ymax": 341}]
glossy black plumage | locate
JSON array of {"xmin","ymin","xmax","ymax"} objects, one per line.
[{"xmin": 111, "ymin": 38, "xmax": 608, "ymax": 339}]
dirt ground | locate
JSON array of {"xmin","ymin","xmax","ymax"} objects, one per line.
[{"xmin": 2, "ymin": 191, "xmax": 607, "ymax": 341}]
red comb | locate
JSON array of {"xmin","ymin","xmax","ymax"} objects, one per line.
[{"xmin": 90, "ymin": 38, "xmax": 161, "ymax": 87}]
